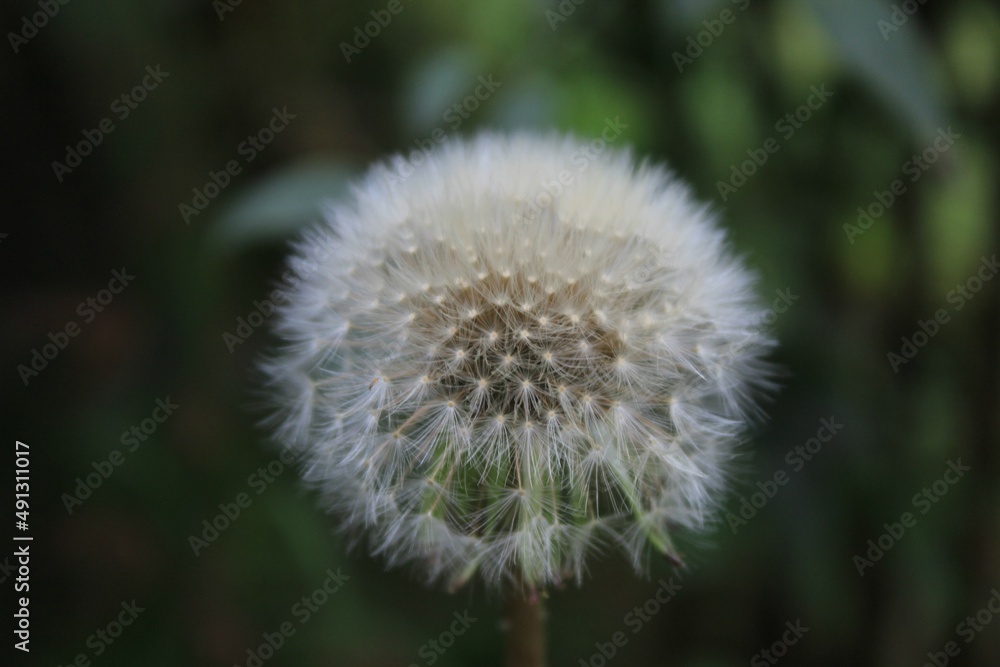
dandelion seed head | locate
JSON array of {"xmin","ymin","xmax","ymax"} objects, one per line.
[{"xmin": 262, "ymin": 133, "xmax": 774, "ymax": 590}]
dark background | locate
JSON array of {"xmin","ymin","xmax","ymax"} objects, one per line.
[{"xmin": 3, "ymin": 0, "xmax": 999, "ymax": 665}]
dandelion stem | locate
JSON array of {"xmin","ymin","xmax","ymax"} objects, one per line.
[{"xmin": 504, "ymin": 586, "xmax": 546, "ymax": 667}]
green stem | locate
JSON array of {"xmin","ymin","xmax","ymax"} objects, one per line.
[{"xmin": 504, "ymin": 586, "xmax": 547, "ymax": 667}]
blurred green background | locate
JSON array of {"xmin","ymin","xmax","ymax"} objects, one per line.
[{"xmin": 3, "ymin": 0, "xmax": 999, "ymax": 665}]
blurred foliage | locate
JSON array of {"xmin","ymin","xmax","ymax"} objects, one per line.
[{"xmin": 2, "ymin": 0, "xmax": 999, "ymax": 665}]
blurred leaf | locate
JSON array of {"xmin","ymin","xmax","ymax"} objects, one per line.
[
  {"xmin": 657, "ymin": 0, "xmax": 730, "ymax": 33},
  {"xmin": 837, "ymin": 207, "xmax": 903, "ymax": 300},
  {"xmin": 771, "ymin": 0, "xmax": 840, "ymax": 93},
  {"xmin": 209, "ymin": 162, "xmax": 357, "ymax": 252},
  {"xmin": 806, "ymin": 0, "xmax": 944, "ymax": 139},
  {"xmin": 550, "ymin": 66, "xmax": 655, "ymax": 145},
  {"xmin": 488, "ymin": 72, "xmax": 559, "ymax": 130},
  {"xmin": 942, "ymin": 3, "xmax": 1000, "ymax": 108},
  {"xmin": 678, "ymin": 58, "xmax": 760, "ymax": 174},
  {"xmin": 416, "ymin": 0, "xmax": 536, "ymax": 62},
  {"xmin": 400, "ymin": 49, "xmax": 485, "ymax": 135},
  {"xmin": 921, "ymin": 142, "xmax": 994, "ymax": 291}
]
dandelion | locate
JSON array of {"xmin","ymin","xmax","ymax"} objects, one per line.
[{"xmin": 262, "ymin": 133, "xmax": 773, "ymax": 666}]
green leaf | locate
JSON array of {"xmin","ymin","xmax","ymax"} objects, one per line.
[
  {"xmin": 806, "ymin": 0, "xmax": 944, "ymax": 138},
  {"xmin": 209, "ymin": 162, "xmax": 357, "ymax": 252}
]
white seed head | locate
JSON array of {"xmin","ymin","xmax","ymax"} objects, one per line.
[{"xmin": 262, "ymin": 133, "xmax": 773, "ymax": 590}]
